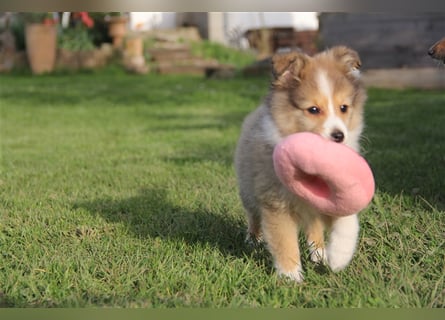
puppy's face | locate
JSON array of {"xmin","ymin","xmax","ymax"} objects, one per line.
[
  {"xmin": 269, "ymin": 46, "xmax": 367, "ymax": 150},
  {"xmin": 428, "ymin": 38, "xmax": 445, "ymax": 63}
]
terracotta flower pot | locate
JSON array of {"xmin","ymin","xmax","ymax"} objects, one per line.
[
  {"xmin": 107, "ymin": 16, "xmax": 128, "ymax": 49},
  {"xmin": 25, "ymin": 23, "xmax": 57, "ymax": 74},
  {"xmin": 125, "ymin": 36, "xmax": 144, "ymax": 57},
  {"xmin": 56, "ymin": 48, "xmax": 80, "ymax": 70}
]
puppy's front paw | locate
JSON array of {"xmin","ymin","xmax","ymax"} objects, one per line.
[
  {"xmin": 326, "ymin": 215, "xmax": 359, "ymax": 272},
  {"xmin": 327, "ymin": 251, "xmax": 353, "ymax": 272},
  {"xmin": 277, "ymin": 265, "xmax": 304, "ymax": 283},
  {"xmin": 310, "ymin": 247, "xmax": 327, "ymax": 264}
]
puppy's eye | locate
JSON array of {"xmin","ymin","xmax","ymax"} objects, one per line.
[
  {"xmin": 307, "ymin": 106, "xmax": 320, "ymax": 114},
  {"xmin": 340, "ymin": 105, "xmax": 348, "ymax": 113}
]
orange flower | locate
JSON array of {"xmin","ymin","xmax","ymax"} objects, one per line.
[
  {"xmin": 42, "ymin": 17, "xmax": 56, "ymax": 26},
  {"xmin": 74, "ymin": 12, "xmax": 94, "ymax": 28}
]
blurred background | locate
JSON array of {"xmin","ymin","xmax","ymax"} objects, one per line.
[{"xmin": 1, "ymin": 12, "xmax": 444, "ymax": 88}]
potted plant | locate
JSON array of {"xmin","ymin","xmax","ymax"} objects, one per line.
[
  {"xmin": 24, "ymin": 13, "xmax": 58, "ymax": 74},
  {"xmin": 105, "ymin": 12, "xmax": 129, "ymax": 49},
  {"xmin": 57, "ymin": 12, "xmax": 99, "ymax": 70}
]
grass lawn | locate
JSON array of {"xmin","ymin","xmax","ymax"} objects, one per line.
[{"xmin": 0, "ymin": 69, "xmax": 444, "ymax": 307}]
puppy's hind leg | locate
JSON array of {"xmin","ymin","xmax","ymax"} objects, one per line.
[{"xmin": 245, "ymin": 209, "xmax": 263, "ymax": 246}]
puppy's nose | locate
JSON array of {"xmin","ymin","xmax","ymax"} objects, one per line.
[
  {"xmin": 330, "ymin": 130, "xmax": 345, "ymax": 143},
  {"xmin": 428, "ymin": 47, "xmax": 435, "ymax": 56}
]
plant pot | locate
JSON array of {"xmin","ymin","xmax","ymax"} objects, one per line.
[
  {"xmin": 79, "ymin": 50, "xmax": 100, "ymax": 69},
  {"xmin": 125, "ymin": 36, "xmax": 144, "ymax": 57},
  {"xmin": 56, "ymin": 48, "xmax": 80, "ymax": 70},
  {"xmin": 123, "ymin": 35, "xmax": 149, "ymax": 74},
  {"xmin": 107, "ymin": 16, "xmax": 128, "ymax": 49},
  {"xmin": 25, "ymin": 23, "xmax": 57, "ymax": 74}
]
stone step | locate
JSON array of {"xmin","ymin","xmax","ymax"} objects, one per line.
[{"xmin": 156, "ymin": 58, "xmax": 234, "ymax": 77}]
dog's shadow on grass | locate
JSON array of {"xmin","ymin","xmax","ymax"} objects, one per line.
[{"xmin": 73, "ymin": 188, "xmax": 255, "ymax": 258}]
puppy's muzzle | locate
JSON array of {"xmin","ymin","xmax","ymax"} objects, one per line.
[{"xmin": 330, "ymin": 130, "xmax": 345, "ymax": 143}]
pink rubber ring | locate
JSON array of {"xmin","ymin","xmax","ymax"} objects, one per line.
[{"xmin": 273, "ymin": 132, "xmax": 375, "ymax": 216}]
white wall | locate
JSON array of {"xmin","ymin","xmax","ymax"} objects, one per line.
[
  {"xmin": 222, "ymin": 12, "xmax": 318, "ymax": 47},
  {"xmin": 129, "ymin": 12, "xmax": 177, "ymax": 30},
  {"xmin": 224, "ymin": 12, "xmax": 318, "ymax": 33},
  {"xmin": 130, "ymin": 12, "xmax": 318, "ymax": 31}
]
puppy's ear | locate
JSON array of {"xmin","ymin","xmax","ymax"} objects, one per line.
[
  {"xmin": 330, "ymin": 46, "xmax": 362, "ymax": 78},
  {"xmin": 271, "ymin": 51, "xmax": 308, "ymax": 88}
]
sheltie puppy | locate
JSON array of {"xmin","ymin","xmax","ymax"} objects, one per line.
[
  {"xmin": 234, "ymin": 46, "xmax": 367, "ymax": 282},
  {"xmin": 428, "ymin": 37, "xmax": 445, "ymax": 63}
]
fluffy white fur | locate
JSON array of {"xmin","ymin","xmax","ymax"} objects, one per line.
[{"xmin": 327, "ymin": 214, "xmax": 360, "ymax": 271}]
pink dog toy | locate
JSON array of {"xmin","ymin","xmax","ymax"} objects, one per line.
[{"xmin": 273, "ymin": 132, "xmax": 375, "ymax": 216}]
